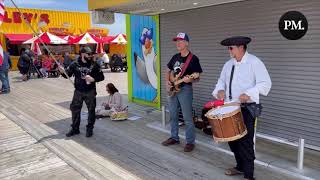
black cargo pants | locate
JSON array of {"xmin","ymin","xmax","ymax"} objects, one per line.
[{"xmin": 70, "ymin": 89, "xmax": 96, "ymax": 130}]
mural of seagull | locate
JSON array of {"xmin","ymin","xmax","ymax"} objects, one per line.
[{"xmin": 134, "ymin": 28, "xmax": 157, "ymax": 89}]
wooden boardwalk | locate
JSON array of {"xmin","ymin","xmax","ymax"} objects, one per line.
[
  {"xmin": 0, "ymin": 112, "xmax": 85, "ymax": 180},
  {"xmin": 0, "ymin": 72, "xmax": 303, "ymax": 180}
]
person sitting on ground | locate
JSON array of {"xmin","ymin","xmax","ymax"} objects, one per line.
[
  {"xmin": 34, "ymin": 56, "xmax": 42, "ymax": 71},
  {"xmin": 96, "ymin": 83, "xmax": 128, "ymax": 120},
  {"xmin": 33, "ymin": 56, "xmax": 43, "ymax": 78},
  {"xmin": 49, "ymin": 59, "xmax": 59, "ymax": 77},
  {"xmin": 40, "ymin": 53, "xmax": 52, "ymax": 77}
]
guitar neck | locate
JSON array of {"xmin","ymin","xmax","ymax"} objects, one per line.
[
  {"xmin": 173, "ymin": 79, "xmax": 185, "ymax": 86},
  {"xmin": 173, "ymin": 73, "xmax": 198, "ymax": 86}
]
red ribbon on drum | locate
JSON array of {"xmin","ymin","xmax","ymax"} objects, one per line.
[{"xmin": 203, "ymin": 100, "xmax": 224, "ymax": 109}]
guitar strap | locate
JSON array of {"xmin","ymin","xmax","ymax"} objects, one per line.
[{"xmin": 179, "ymin": 52, "xmax": 193, "ymax": 78}]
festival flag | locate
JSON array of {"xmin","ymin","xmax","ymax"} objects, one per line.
[{"xmin": 0, "ymin": 0, "xmax": 5, "ymax": 65}]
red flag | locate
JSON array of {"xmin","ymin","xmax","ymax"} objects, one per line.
[
  {"xmin": 0, "ymin": 0, "xmax": 5, "ymax": 66},
  {"xmin": 95, "ymin": 43, "xmax": 104, "ymax": 54}
]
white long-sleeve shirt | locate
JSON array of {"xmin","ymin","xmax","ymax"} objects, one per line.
[{"xmin": 212, "ymin": 51, "xmax": 272, "ymax": 104}]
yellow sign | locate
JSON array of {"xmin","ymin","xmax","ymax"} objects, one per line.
[
  {"xmin": 0, "ymin": 7, "xmax": 91, "ymax": 34},
  {"xmin": 88, "ymin": 0, "xmax": 133, "ymax": 11},
  {"xmin": 47, "ymin": 27, "xmax": 75, "ymax": 36},
  {"xmin": 86, "ymin": 28, "xmax": 109, "ymax": 37}
]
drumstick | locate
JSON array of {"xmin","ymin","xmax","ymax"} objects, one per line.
[{"xmin": 223, "ymin": 101, "xmax": 241, "ymax": 107}]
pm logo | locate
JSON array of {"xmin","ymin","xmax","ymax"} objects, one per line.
[{"xmin": 279, "ymin": 11, "xmax": 308, "ymax": 40}]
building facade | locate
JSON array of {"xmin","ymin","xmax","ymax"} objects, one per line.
[{"xmin": 89, "ymin": 0, "xmax": 320, "ymax": 149}]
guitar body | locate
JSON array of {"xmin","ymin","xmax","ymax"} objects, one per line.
[
  {"xmin": 168, "ymin": 72, "xmax": 180, "ymax": 96},
  {"xmin": 167, "ymin": 72, "xmax": 199, "ymax": 97}
]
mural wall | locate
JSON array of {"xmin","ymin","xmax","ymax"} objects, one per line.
[{"xmin": 127, "ymin": 15, "xmax": 160, "ymax": 108}]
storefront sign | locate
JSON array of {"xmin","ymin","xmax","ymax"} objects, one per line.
[
  {"xmin": 86, "ymin": 28, "xmax": 109, "ymax": 36},
  {"xmin": 48, "ymin": 27, "xmax": 72, "ymax": 35},
  {"xmin": 0, "ymin": 8, "xmax": 91, "ymax": 35},
  {"xmin": 4, "ymin": 11, "xmax": 50, "ymax": 24}
]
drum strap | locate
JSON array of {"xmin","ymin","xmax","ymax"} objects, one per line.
[{"xmin": 229, "ymin": 65, "xmax": 235, "ymax": 100}]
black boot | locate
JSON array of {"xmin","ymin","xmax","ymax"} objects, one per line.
[
  {"xmin": 95, "ymin": 114, "xmax": 105, "ymax": 119},
  {"xmin": 66, "ymin": 129, "xmax": 80, "ymax": 137},
  {"xmin": 86, "ymin": 128, "xmax": 93, "ymax": 137}
]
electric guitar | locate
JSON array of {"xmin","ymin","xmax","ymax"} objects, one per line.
[{"xmin": 167, "ymin": 72, "xmax": 200, "ymax": 97}]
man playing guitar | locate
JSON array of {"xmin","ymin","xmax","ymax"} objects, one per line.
[{"xmin": 162, "ymin": 32, "xmax": 203, "ymax": 152}]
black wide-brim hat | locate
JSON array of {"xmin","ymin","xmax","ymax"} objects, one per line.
[{"xmin": 220, "ymin": 36, "xmax": 251, "ymax": 46}]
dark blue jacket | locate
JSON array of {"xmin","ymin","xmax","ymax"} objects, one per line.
[
  {"xmin": 17, "ymin": 52, "xmax": 31, "ymax": 68},
  {"xmin": 0, "ymin": 52, "xmax": 12, "ymax": 72}
]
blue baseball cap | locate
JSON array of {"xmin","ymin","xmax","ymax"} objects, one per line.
[{"xmin": 173, "ymin": 32, "xmax": 189, "ymax": 42}]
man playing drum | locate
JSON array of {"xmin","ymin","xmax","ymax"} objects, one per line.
[{"xmin": 212, "ymin": 36, "xmax": 272, "ymax": 180}]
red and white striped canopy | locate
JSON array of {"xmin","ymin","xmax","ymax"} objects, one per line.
[
  {"xmin": 31, "ymin": 42, "xmax": 42, "ymax": 56},
  {"xmin": 70, "ymin": 32, "xmax": 103, "ymax": 44},
  {"xmin": 63, "ymin": 35, "xmax": 76, "ymax": 42},
  {"xmin": 111, "ymin": 34, "xmax": 127, "ymax": 44},
  {"xmin": 23, "ymin": 32, "xmax": 68, "ymax": 44},
  {"xmin": 101, "ymin": 36, "xmax": 115, "ymax": 44}
]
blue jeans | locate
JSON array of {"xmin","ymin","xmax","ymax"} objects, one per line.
[
  {"xmin": 0, "ymin": 71, "xmax": 10, "ymax": 92},
  {"xmin": 168, "ymin": 84, "xmax": 195, "ymax": 144}
]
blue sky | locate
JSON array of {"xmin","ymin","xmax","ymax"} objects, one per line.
[{"xmin": 6, "ymin": 0, "xmax": 126, "ymax": 35}]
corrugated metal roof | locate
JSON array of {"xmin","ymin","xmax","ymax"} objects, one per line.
[{"xmin": 89, "ymin": 0, "xmax": 245, "ymax": 15}]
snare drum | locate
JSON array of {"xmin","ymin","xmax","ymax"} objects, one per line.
[{"xmin": 205, "ymin": 104, "xmax": 247, "ymax": 142}]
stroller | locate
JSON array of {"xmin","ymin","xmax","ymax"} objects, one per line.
[
  {"xmin": 110, "ymin": 54, "xmax": 127, "ymax": 72},
  {"xmin": 29, "ymin": 57, "xmax": 45, "ymax": 78}
]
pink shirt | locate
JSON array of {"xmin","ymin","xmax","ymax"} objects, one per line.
[{"xmin": 42, "ymin": 57, "xmax": 52, "ymax": 69}]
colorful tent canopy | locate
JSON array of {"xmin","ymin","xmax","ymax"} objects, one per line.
[
  {"xmin": 69, "ymin": 32, "xmax": 103, "ymax": 44},
  {"xmin": 62, "ymin": 35, "xmax": 77, "ymax": 44},
  {"xmin": 101, "ymin": 36, "xmax": 115, "ymax": 44},
  {"xmin": 5, "ymin": 34, "xmax": 33, "ymax": 44},
  {"xmin": 111, "ymin": 34, "xmax": 127, "ymax": 44},
  {"xmin": 23, "ymin": 32, "xmax": 68, "ymax": 44},
  {"xmin": 31, "ymin": 42, "xmax": 42, "ymax": 56}
]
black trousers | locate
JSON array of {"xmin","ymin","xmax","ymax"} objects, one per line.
[
  {"xmin": 228, "ymin": 107, "xmax": 255, "ymax": 179},
  {"xmin": 70, "ymin": 89, "xmax": 97, "ymax": 130}
]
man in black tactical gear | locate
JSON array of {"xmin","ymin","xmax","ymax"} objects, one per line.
[{"xmin": 59, "ymin": 46, "xmax": 104, "ymax": 137}]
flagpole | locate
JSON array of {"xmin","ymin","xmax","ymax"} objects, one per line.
[
  {"xmin": 0, "ymin": 0, "xmax": 5, "ymax": 66},
  {"xmin": 9, "ymin": 0, "xmax": 74, "ymax": 85}
]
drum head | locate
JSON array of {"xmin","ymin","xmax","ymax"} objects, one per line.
[{"xmin": 206, "ymin": 105, "xmax": 240, "ymax": 119}]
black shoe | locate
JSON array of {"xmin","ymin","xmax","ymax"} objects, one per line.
[
  {"xmin": 86, "ymin": 129, "xmax": 93, "ymax": 137},
  {"xmin": 0, "ymin": 90, "xmax": 10, "ymax": 94},
  {"xmin": 66, "ymin": 129, "xmax": 80, "ymax": 137},
  {"xmin": 95, "ymin": 115, "xmax": 105, "ymax": 119},
  {"xmin": 203, "ymin": 128, "xmax": 213, "ymax": 135},
  {"xmin": 184, "ymin": 144, "xmax": 195, "ymax": 152},
  {"xmin": 161, "ymin": 138, "xmax": 180, "ymax": 146}
]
